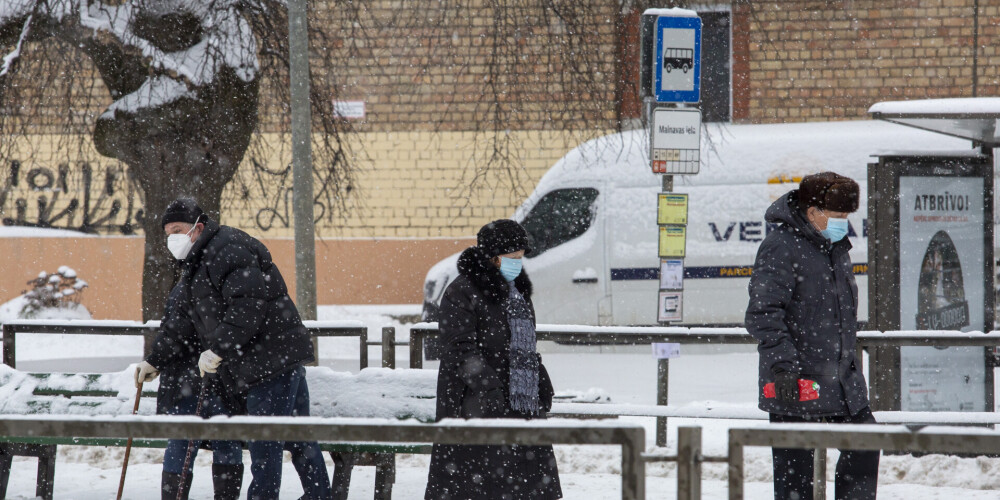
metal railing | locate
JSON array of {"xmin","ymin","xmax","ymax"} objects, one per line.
[
  {"xmin": 0, "ymin": 415, "xmax": 646, "ymax": 500},
  {"xmin": 1, "ymin": 320, "xmax": 370, "ymax": 370},
  {"xmin": 726, "ymin": 423, "xmax": 1000, "ymax": 500},
  {"xmin": 410, "ymin": 324, "xmax": 1000, "ymax": 446}
]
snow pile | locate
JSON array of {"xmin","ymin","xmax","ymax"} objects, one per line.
[
  {"xmin": 0, "ymin": 365, "xmax": 438, "ymax": 420},
  {"xmin": 0, "ymin": 266, "xmax": 91, "ymax": 329},
  {"xmin": 0, "ymin": 364, "xmax": 608, "ymax": 423},
  {"xmin": 306, "ymin": 367, "xmax": 437, "ymax": 421},
  {"xmin": 0, "ymin": 364, "xmax": 152, "ymax": 416},
  {"xmin": 642, "ymin": 8, "xmax": 698, "ymax": 18},
  {"xmin": 0, "ymin": 296, "xmax": 91, "ymax": 323}
]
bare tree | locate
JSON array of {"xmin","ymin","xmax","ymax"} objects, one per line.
[
  {"xmin": 1, "ymin": 0, "xmax": 659, "ymax": 319},
  {"xmin": 0, "ymin": 0, "xmax": 356, "ymax": 320}
]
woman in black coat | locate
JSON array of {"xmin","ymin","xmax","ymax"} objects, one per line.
[{"xmin": 425, "ymin": 219, "xmax": 562, "ymax": 500}]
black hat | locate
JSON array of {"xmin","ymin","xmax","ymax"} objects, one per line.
[
  {"xmin": 477, "ymin": 219, "xmax": 530, "ymax": 257},
  {"xmin": 161, "ymin": 197, "xmax": 204, "ymax": 228},
  {"xmin": 798, "ymin": 172, "xmax": 860, "ymax": 213}
]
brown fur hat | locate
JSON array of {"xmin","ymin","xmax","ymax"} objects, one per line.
[{"xmin": 798, "ymin": 172, "xmax": 860, "ymax": 213}]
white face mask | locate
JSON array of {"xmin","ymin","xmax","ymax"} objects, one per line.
[{"xmin": 166, "ymin": 224, "xmax": 198, "ymax": 260}]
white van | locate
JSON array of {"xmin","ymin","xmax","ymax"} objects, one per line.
[{"xmin": 422, "ymin": 120, "xmax": 972, "ymax": 326}]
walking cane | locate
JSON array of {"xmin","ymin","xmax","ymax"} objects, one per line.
[
  {"xmin": 116, "ymin": 381, "xmax": 144, "ymax": 500},
  {"xmin": 178, "ymin": 378, "xmax": 210, "ymax": 500}
]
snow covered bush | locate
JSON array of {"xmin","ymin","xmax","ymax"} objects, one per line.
[{"xmin": 11, "ymin": 266, "xmax": 90, "ymax": 320}]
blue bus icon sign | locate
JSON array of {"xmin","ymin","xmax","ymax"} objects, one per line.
[{"xmin": 654, "ymin": 15, "xmax": 701, "ymax": 103}]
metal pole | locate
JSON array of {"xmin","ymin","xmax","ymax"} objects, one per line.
[
  {"xmin": 656, "ymin": 358, "xmax": 669, "ymax": 447},
  {"xmin": 677, "ymin": 426, "xmax": 702, "ymax": 500},
  {"xmin": 382, "ymin": 327, "xmax": 396, "ymax": 369},
  {"xmin": 620, "ymin": 427, "xmax": 646, "ymax": 500},
  {"xmin": 359, "ymin": 327, "xmax": 368, "ymax": 370},
  {"xmin": 813, "ymin": 448, "xmax": 827, "ymax": 500},
  {"xmin": 2, "ymin": 324, "xmax": 14, "ymax": 368},
  {"xmin": 288, "ymin": 0, "xmax": 317, "ymax": 321},
  {"xmin": 727, "ymin": 430, "xmax": 744, "ymax": 500},
  {"xmin": 410, "ymin": 330, "xmax": 425, "ymax": 369}
]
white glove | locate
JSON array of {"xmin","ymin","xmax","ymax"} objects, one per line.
[
  {"xmin": 134, "ymin": 361, "xmax": 159, "ymax": 388},
  {"xmin": 198, "ymin": 350, "xmax": 222, "ymax": 377}
]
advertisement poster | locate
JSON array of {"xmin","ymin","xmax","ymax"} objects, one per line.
[{"xmin": 898, "ymin": 174, "xmax": 986, "ymax": 411}]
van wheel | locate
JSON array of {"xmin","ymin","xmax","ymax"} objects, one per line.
[
  {"xmin": 682, "ymin": 64, "xmax": 690, "ymax": 73},
  {"xmin": 665, "ymin": 64, "xmax": 673, "ymax": 73}
]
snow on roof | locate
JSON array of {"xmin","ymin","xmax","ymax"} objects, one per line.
[
  {"xmin": 642, "ymin": 8, "xmax": 699, "ymax": 18},
  {"xmin": 871, "ymin": 150, "xmax": 986, "ymax": 158},
  {"xmin": 869, "ymin": 97, "xmax": 1000, "ymax": 116}
]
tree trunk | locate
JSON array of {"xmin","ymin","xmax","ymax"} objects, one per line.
[{"xmin": 138, "ymin": 174, "xmax": 226, "ymax": 322}]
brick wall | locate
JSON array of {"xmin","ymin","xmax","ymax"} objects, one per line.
[
  {"xmin": 741, "ymin": 0, "xmax": 992, "ymax": 123},
  {"xmin": 263, "ymin": 0, "xmax": 622, "ymax": 133},
  {"xmin": 1, "ymin": 0, "xmax": 621, "ymax": 240}
]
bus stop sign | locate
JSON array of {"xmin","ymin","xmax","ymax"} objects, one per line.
[{"xmin": 654, "ymin": 15, "xmax": 702, "ymax": 103}]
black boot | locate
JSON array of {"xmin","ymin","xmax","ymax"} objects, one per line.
[
  {"xmin": 161, "ymin": 471, "xmax": 193, "ymax": 500},
  {"xmin": 212, "ymin": 463, "xmax": 244, "ymax": 500}
]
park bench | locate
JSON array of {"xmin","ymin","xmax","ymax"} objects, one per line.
[
  {"xmin": 0, "ymin": 364, "xmax": 610, "ymax": 500},
  {"xmin": 0, "ymin": 365, "xmax": 437, "ymax": 500}
]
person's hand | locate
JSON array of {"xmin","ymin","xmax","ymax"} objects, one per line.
[
  {"xmin": 134, "ymin": 361, "xmax": 159, "ymax": 388},
  {"xmin": 198, "ymin": 350, "xmax": 222, "ymax": 377},
  {"xmin": 774, "ymin": 371, "xmax": 800, "ymax": 402}
]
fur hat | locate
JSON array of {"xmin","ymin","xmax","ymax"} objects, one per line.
[
  {"xmin": 798, "ymin": 172, "xmax": 860, "ymax": 213},
  {"xmin": 477, "ymin": 219, "xmax": 530, "ymax": 257},
  {"xmin": 161, "ymin": 197, "xmax": 204, "ymax": 228}
]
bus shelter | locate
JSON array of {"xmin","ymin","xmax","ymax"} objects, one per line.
[{"xmin": 868, "ymin": 98, "xmax": 998, "ymax": 412}]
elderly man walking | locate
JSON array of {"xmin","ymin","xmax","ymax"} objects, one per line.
[
  {"xmin": 136, "ymin": 197, "xmax": 331, "ymax": 500},
  {"xmin": 746, "ymin": 172, "xmax": 879, "ymax": 500}
]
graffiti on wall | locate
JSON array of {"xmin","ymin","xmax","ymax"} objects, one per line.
[
  {"xmin": 225, "ymin": 153, "xmax": 350, "ymax": 234},
  {"xmin": 2, "ymin": 145, "xmax": 351, "ymax": 236},
  {"xmin": 0, "ymin": 160, "xmax": 144, "ymax": 234}
]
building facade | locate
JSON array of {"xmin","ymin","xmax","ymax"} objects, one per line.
[{"xmin": 0, "ymin": 0, "xmax": 995, "ymax": 318}]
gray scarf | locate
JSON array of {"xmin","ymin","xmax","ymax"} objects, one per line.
[{"xmin": 505, "ymin": 282, "xmax": 539, "ymax": 415}]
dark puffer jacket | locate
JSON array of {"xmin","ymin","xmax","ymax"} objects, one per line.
[
  {"xmin": 147, "ymin": 283, "xmax": 203, "ymax": 414},
  {"xmin": 746, "ymin": 191, "xmax": 869, "ymax": 417},
  {"xmin": 425, "ymin": 246, "xmax": 561, "ymax": 500},
  {"xmin": 146, "ymin": 218, "xmax": 314, "ymax": 406}
]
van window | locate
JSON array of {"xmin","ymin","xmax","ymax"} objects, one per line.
[{"xmin": 522, "ymin": 188, "xmax": 599, "ymax": 257}]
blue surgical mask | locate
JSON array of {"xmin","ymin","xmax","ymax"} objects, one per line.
[
  {"xmin": 499, "ymin": 257, "xmax": 522, "ymax": 282},
  {"xmin": 821, "ymin": 216, "xmax": 849, "ymax": 242}
]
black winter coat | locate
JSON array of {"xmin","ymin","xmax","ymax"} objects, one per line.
[
  {"xmin": 146, "ymin": 219, "xmax": 314, "ymax": 410},
  {"xmin": 746, "ymin": 191, "xmax": 870, "ymax": 417},
  {"xmin": 149, "ymin": 282, "xmax": 203, "ymax": 414},
  {"xmin": 425, "ymin": 246, "xmax": 561, "ymax": 500}
]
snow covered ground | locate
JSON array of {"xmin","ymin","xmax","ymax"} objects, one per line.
[{"xmin": 2, "ymin": 306, "xmax": 1000, "ymax": 498}]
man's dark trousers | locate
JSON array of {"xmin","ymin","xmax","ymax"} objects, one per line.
[
  {"xmin": 769, "ymin": 407, "xmax": 879, "ymax": 500},
  {"xmin": 246, "ymin": 366, "xmax": 331, "ymax": 499}
]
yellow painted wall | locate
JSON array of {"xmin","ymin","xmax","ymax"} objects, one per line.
[{"xmin": 1, "ymin": 130, "xmax": 593, "ymax": 238}]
